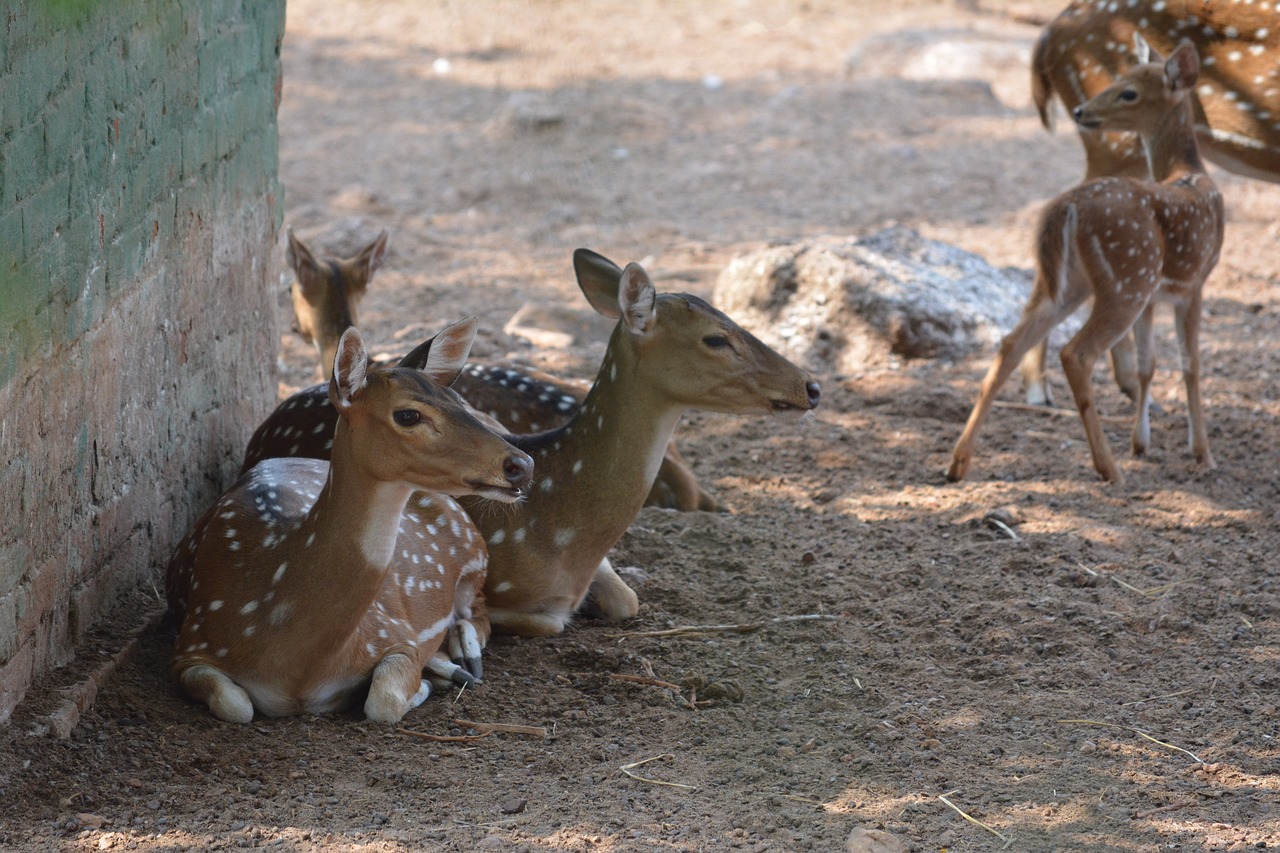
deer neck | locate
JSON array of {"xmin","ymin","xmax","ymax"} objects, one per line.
[
  {"xmin": 288, "ymin": 424, "xmax": 415, "ymax": 636},
  {"xmin": 1143, "ymin": 101, "xmax": 1205, "ymax": 183}
]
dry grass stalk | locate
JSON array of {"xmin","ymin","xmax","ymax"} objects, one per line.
[
  {"xmin": 992, "ymin": 399, "xmax": 1128, "ymax": 422},
  {"xmin": 619, "ymin": 754, "xmax": 698, "ymax": 791},
  {"xmin": 938, "ymin": 790, "xmax": 1012, "ymax": 849},
  {"xmin": 1057, "ymin": 719, "xmax": 1204, "ymax": 764},
  {"xmin": 621, "ymin": 613, "xmax": 836, "ymax": 639},
  {"xmin": 1133, "ymin": 800, "xmax": 1195, "ymax": 819}
]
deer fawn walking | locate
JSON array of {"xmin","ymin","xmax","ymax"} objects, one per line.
[
  {"xmin": 244, "ymin": 249, "xmax": 820, "ymax": 636},
  {"xmin": 948, "ymin": 40, "xmax": 1224, "ymax": 484},
  {"xmin": 166, "ymin": 321, "xmax": 533, "ymax": 723},
  {"xmin": 1021, "ymin": 1, "xmax": 1280, "ymax": 407},
  {"xmin": 275, "ymin": 228, "xmax": 719, "ymax": 512}
]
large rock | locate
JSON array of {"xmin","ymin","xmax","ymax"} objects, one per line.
[{"xmin": 713, "ymin": 227, "xmax": 1056, "ymax": 376}]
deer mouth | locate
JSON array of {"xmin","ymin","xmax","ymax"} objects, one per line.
[
  {"xmin": 468, "ymin": 481, "xmax": 526, "ymax": 503},
  {"xmin": 1075, "ymin": 115, "xmax": 1102, "ymax": 130}
]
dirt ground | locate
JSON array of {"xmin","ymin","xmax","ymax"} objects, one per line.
[{"xmin": 4, "ymin": 0, "xmax": 1280, "ymax": 850}]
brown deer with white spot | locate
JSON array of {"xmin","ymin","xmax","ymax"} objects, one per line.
[
  {"xmin": 165, "ymin": 320, "xmax": 533, "ymax": 723},
  {"xmin": 243, "ymin": 249, "xmax": 820, "ymax": 636},
  {"xmin": 276, "ymin": 228, "xmax": 719, "ymax": 511},
  {"xmin": 947, "ymin": 40, "xmax": 1223, "ymax": 484},
  {"xmin": 1021, "ymin": 1, "xmax": 1280, "ymax": 408}
]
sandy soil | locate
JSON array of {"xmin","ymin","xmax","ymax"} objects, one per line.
[{"xmin": 4, "ymin": 1, "xmax": 1279, "ymax": 850}]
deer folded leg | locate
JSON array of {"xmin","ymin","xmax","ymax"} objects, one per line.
[
  {"xmin": 365, "ymin": 653, "xmax": 427, "ymax": 722},
  {"xmin": 179, "ymin": 664, "xmax": 255, "ymax": 725}
]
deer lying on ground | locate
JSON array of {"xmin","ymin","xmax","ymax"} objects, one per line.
[
  {"xmin": 276, "ymin": 228, "xmax": 719, "ymax": 512},
  {"xmin": 1021, "ymin": 0, "xmax": 1280, "ymax": 408},
  {"xmin": 244, "ymin": 249, "xmax": 821, "ymax": 636},
  {"xmin": 948, "ymin": 40, "xmax": 1223, "ymax": 484},
  {"xmin": 166, "ymin": 320, "xmax": 533, "ymax": 723}
]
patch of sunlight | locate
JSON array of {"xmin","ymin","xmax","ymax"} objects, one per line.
[{"xmin": 822, "ymin": 784, "xmax": 931, "ymax": 818}]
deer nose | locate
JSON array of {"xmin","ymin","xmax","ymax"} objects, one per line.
[
  {"xmin": 805, "ymin": 380, "xmax": 821, "ymax": 409},
  {"xmin": 1072, "ymin": 106, "xmax": 1085, "ymax": 122},
  {"xmin": 504, "ymin": 452, "xmax": 534, "ymax": 489}
]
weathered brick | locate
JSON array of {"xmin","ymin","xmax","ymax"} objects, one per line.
[{"xmin": 0, "ymin": 0, "xmax": 284, "ymax": 723}]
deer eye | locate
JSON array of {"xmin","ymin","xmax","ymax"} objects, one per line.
[
  {"xmin": 1119, "ymin": 89, "xmax": 1139, "ymax": 102},
  {"xmin": 393, "ymin": 410, "xmax": 421, "ymax": 427},
  {"xmin": 703, "ymin": 335, "xmax": 732, "ymax": 349}
]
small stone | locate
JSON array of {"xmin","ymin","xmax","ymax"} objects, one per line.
[
  {"xmin": 500, "ymin": 797, "xmax": 528, "ymax": 815},
  {"xmin": 845, "ymin": 827, "xmax": 909, "ymax": 853}
]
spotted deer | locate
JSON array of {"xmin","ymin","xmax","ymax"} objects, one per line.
[
  {"xmin": 166, "ymin": 320, "xmax": 533, "ymax": 723},
  {"xmin": 286, "ymin": 227, "xmax": 388, "ymax": 379},
  {"xmin": 277, "ymin": 228, "xmax": 719, "ymax": 511},
  {"xmin": 244, "ymin": 249, "xmax": 820, "ymax": 636},
  {"xmin": 947, "ymin": 40, "xmax": 1223, "ymax": 484},
  {"xmin": 1022, "ymin": 1, "xmax": 1280, "ymax": 408}
]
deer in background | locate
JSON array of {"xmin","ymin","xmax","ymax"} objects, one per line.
[
  {"xmin": 1021, "ymin": 0, "xmax": 1280, "ymax": 409},
  {"xmin": 277, "ymin": 228, "xmax": 720, "ymax": 512},
  {"xmin": 166, "ymin": 320, "xmax": 533, "ymax": 723},
  {"xmin": 948, "ymin": 40, "xmax": 1224, "ymax": 484},
  {"xmin": 286, "ymin": 227, "xmax": 388, "ymax": 379},
  {"xmin": 244, "ymin": 249, "xmax": 821, "ymax": 636}
]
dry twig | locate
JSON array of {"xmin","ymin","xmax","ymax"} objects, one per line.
[
  {"xmin": 454, "ymin": 718, "xmax": 548, "ymax": 738},
  {"xmin": 619, "ymin": 754, "xmax": 698, "ymax": 791},
  {"xmin": 1132, "ymin": 800, "xmax": 1195, "ymax": 820}
]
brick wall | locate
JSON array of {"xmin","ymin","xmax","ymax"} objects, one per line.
[{"xmin": 0, "ymin": 0, "xmax": 285, "ymax": 722}]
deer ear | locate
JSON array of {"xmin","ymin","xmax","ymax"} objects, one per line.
[
  {"xmin": 574, "ymin": 248, "xmax": 625, "ymax": 319},
  {"xmin": 404, "ymin": 316, "xmax": 478, "ymax": 387},
  {"xmin": 1132, "ymin": 32, "xmax": 1151, "ymax": 65},
  {"xmin": 286, "ymin": 229, "xmax": 324, "ymax": 297},
  {"xmin": 354, "ymin": 230, "xmax": 389, "ymax": 287},
  {"xmin": 330, "ymin": 327, "xmax": 370, "ymax": 409},
  {"xmin": 617, "ymin": 263, "xmax": 657, "ymax": 334},
  {"xmin": 1164, "ymin": 40, "xmax": 1199, "ymax": 93}
]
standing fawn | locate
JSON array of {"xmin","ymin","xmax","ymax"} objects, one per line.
[
  {"xmin": 276, "ymin": 229, "xmax": 719, "ymax": 512},
  {"xmin": 244, "ymin": 249, "xmax": 821, "ymax": 636},
  {"xmin": 947, "ymin": 40, "xmax": 1224, "ymax": 484},
  {"xmin": 166, "ymin": 320, "xmax": 533, "ymax": 723},
  {"xmin": 1021, "ymin": 1, "xmax": 1280, "ymax": 407}
]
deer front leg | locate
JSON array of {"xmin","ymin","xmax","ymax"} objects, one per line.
[
  {"xmin": 179, "ymin": 664, "xmax": 255, "ymax": 724},
  {"xmin": 1108, "ymin": 333, "xmax": 1141, "ymax": 402},
  {"xmin": 1130, "ymin": 305, "xmax": 1157, "ymax": 457},
  {"xmin": 1019, "ymin": 340, "xmax": 1053, "ymax": 406},
  {"xmin": 1175, "ymin": 295, "xmax": 1215, "ymax": 469},
  {"xmin": 365, "ymin": 652, "xmax": 428, "ymax": 722}
]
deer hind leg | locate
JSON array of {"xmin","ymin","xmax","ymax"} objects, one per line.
[
  {"xmin": 578, "ymin": 557, "xmax": 640, "ymax": 621},
  {"xmin": 365, "ymin": 652, "xmax": 427, "ymax": 722},
  {"xmin": 179, "ymin": 664, "xmax": 255, "ymax": 724},
  {"xmin": 1130, "ymin": 305, "xmax": 1157, "ymax": 457},
  {"xmin": 1175, "ymin": 294, "xmax": 1215, "ymax": 469},
  {"xmin": 948, "ymin": 288, "xmax": 1082, "ymax": 482},
  {"xmin": 1060, "ymin": 296, "xmax": 1149, "ymax": 483}
]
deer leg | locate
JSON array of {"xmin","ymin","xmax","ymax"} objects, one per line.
[
  {"xmin": 1060, "ymin": 300, "xmax": 1145, "ymax": 483},
  {"xmin": 1109, "ymin": 332, "xmax": 1142, "ymax": 402},
  {"xmin": 1175, "ymin": 294, "xmax": 1215, "ymax": 469},
  {"xmin": 1019, "ymin": 340, "xmax": 1054, "ymax": 406},
  {"xmin": 1130, "ymin": 305, "xmax": 1157, "ymax": 457},
  {"xmin": 447, "ymin": 619, "xmax": 485, "ymax": 683},
  {"xmin": 578, "ymin": 557, "xmax": 640, "ymax": 621},
  {"xmin": 179, "ymin": 664, "xmax": 255, "ymax": 724},
  {"xmin": 948, "ymin": 291, "xmax": 1080, "ymax": 481},
  {"xmin": 488, "ymin": 608, "xmax": 573, "ymax": 637},
  {"xmin": 365, "ymin": 652, "xmax": 426, "ymax": 722}
]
